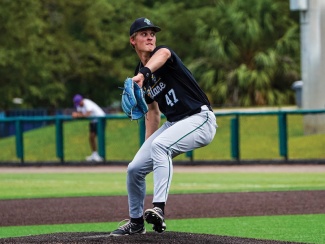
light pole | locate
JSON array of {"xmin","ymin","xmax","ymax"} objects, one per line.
[{"xmin": 290, "ymin": 0, "xmax": 325, "ymax": 134}]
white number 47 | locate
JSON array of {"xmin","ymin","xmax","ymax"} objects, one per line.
[{"xmin": 165, "ymin": 89, "xmax": 179, "ymax": 107}]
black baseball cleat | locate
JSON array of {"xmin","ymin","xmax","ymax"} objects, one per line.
[
  {"xmin": 110, "ymin": 219, "xmax": 146, "ymax": 236},
  {"xmin": 144, "ymin": 207, "xmax": 167, "ymax": 233}
]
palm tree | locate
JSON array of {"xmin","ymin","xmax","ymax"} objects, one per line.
[{"xmin": 189, "ymin": 0, "xmax": 300, "ymax": 107}]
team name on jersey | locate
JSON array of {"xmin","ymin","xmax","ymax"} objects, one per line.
[{"xmin": 148, "ymin": 82, "xmax": 166, "ymax": 99}]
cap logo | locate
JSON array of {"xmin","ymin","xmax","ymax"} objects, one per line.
[{"xmin": 144, "ymin": 18, "xmax": 151, "ymax": 25}]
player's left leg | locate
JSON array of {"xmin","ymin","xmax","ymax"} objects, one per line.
[
  {"xmin": 150, "ymin": 106, "xmax": 217, "ymax": 203},
  {"xmin": 145, "ymin": 106, "xmax": 217, "ymax": 233}
]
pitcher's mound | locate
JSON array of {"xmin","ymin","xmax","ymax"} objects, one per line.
[{"xmin": 1, "ymin": 232, "xmax": 301, "ymax": 244}]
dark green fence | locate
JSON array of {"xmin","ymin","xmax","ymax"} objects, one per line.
[
  {"xmin": 225, "ymin": 109, "xmax": 325, "ymax": 161},
  {"xmin": 0, "ymin": 109, "xmax": 324, "ymax": 164}
]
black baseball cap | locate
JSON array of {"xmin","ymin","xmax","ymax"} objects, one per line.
[{"xmin": 129, "ymin": 17, "xmax": 161, "ymax": 36}]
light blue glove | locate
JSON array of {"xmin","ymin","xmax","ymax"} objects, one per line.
[{"xmin": 121, "ymin": 78, "xmax": 148, "ymax": 120}]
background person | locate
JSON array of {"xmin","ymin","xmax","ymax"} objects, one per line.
[
  {"xmin": 72, "ymin": 94, "xmax": 106, "ymax": 162},
  {"xmin": 110, "ymin": 17, "xmax": 217, "ymax": 236}
]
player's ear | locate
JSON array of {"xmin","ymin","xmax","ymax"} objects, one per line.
[
  {"xmin": 130, "ymin": 38, "xmax": 135, "ymax": 46},
  {"xmin": 130, "ymin": 34, "xmax": 137, "ymax": 47}
]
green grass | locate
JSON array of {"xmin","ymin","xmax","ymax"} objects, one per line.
[
  {"xmin": 1, "ymin": 172, "xmax": 325, "ymax": 199},
  {"xmin": 1, "ymin": 215, "xmax": 324, "ymax": 243},
  {"xmin": 171, "ymin": 214, "xmax": 325, "ymax": 243},
  {"xmin": 0, "ymin": 114, "xmax": 324, "ymax": 162}
]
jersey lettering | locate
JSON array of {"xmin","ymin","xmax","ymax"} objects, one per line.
[
  {"xmin": 165, "ymin": 89, "xmax": 179, "ymax": 107},
  {"xmin": 149, "ymin": 82, "xmax": 166, "ymax": 99}
]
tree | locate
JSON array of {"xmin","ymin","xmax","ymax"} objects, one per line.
[
  {"xmin": 187, "ymin": 0, "xmax": 300, "ymax": 107},
  {"xmin": 0, "ymin": 0, "xmax": 301, "ymax": 110}
]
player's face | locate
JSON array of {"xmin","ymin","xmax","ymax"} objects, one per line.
[{"xmin": 132, "ymin": 29, "xmax": 156, "ymax": 52}]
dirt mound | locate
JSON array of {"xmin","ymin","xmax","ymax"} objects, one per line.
[{"xmin": 0, "ymin": 231, "xmax": 302, "ymax": 244}]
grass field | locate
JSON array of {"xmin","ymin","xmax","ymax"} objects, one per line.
[
  {"xmin": 0, "ymin": 171, "xmax": 325, "ymax": 243},
  {"xmin": 1, "ymin": 172, "xmax": 325, "ymax": 199}
]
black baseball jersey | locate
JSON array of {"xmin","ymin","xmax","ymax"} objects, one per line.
[{"xmin": 134, "ymin": 45, "xmax": 211, "ymax": 122}]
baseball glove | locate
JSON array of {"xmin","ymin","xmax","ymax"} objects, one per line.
[{"xmin": 121, "ymin": 78, "xmax": 148, "ymax": 120}]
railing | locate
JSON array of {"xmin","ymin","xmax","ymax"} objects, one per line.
[
  {"xmin": 0, "ymin": 109, "xmax": 324, "ymax": 164},
  {"xmin": 219, "ymin": 109, "xmax": 325, "ymax": 161}
]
